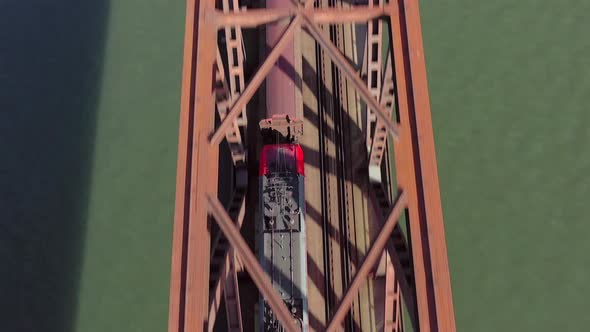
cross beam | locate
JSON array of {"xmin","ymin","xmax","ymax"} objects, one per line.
[{"xmin": 212, "ymin": 5, "xmax": 393, "ymax": 28}]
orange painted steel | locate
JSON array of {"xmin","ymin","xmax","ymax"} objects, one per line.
[
  {"xmin": 168, "ymin": 0, "xmax": 456, "ymax": 331},
  {"xmin": 215, "ymin": 50, "xmax": 246, "ymax": 164},
  {"xmin": 221, "ymin": 0, "xmax": 247, "ymax": 127},
  {"xmin": 207, "ymin": 192, "xmax": 246, "ymax": 332},
  {"xmin": 384, "ymin": 261, "xmax": 403, "ymax": 332},
  {"xmin": 167, "ymin": 0, "xmax": 218, "ymax": 330},
  {"xmin": 213, "ymin": 5, "xmax": 392, "ymax": 28},
  {"xmin": 368, "ymin": 183, "xmax": 418, "ymax": 328},
  {"xmin": 365, "ymin": 0, "xmax": 384, "ymax": 150},
  {"xmin": 369, "ymin": 51, "xmax": 396, "ymax": 166},
  {"xmin": 325, "ymin": 192, "xmax": 407, "ymax": 332},
  {"xmin": 301, "ymin": 13, "xmax": 400, "ymax": 139},
  {"xmin": 206, "ymin": 194, "xmax": 300, "ymax": 332},
  {"xmin": 210, "ymin": 15, "xmax": 302, "ymax": 145},
  {"xmin": 389, "ymin": 0, "xmax": 456, "ymax": 331}
]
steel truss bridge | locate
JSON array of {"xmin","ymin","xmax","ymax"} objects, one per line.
[{"xmin": 167, "ymin": 0, "xmax": 456, "ymax": 331}]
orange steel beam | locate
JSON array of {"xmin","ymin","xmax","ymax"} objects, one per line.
[
  {"xmin": 223, "ymin": 250, "xmax": 244, "ymax": 332},
  {"xmin": 404, "ymin": 1, "xmax": 456, "ymax": 329},
  {"xmin": 369, "ymin": 49, "xmax": 395, "ymax": 167},
  {"xmin": 207, "ymin": 193, "xmax": 246, "ymax": 331},
  {"xmin": 168, "ymin": 0, "xmax": 219, "ymax": 330},
  {"xmin": 389, "ymin": 0, "xmax": 456, "ymax": 331},
  {"xmin": 213, "ymin": 5, "xmax": 392, "ymax": 28},
  {"xmin": 365, "ymin": 0, "xmax": 384, "ymax": 150},
  {"xmin": 215, "ymin": 8, "xmax": 292, "ymax": 28},
  {"xmin": 301, "ymin": 14, "xmax": 400, "ymax": 139},
  {"xmin": 367, "ymin": 186, "xmax": 418, "ymax": 328},
  {"xmin": 221, "ymin": 0, "xmax": 248, "ymax": 127},
  {"xmin": 310, "ymin": 6, "xmax": 390, "ymax": 24},
  {"xmin": 389, "ymin": 2, "xmax": 432, "ymax": 330},
  {"xmin": 325, "ymin": 191, "xmax": 407, "ymax": 332},
  {"xmin": 384, "ymin": 262, "xmax": 403, "ymax": 332}
]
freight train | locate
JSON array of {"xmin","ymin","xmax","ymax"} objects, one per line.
[
  {"xmin": 257, "ymin": 0, "xmax": 309, "ymax": 329},
  {"xmin": 258, "ymin": 142, "xmax": 308, "ymax": 331}
]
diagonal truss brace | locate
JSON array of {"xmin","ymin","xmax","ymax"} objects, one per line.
[
  {"xmin": 206, "ymin": 194, "xmax": 301, "ymax": 332},
  {"xmin": 384, "ymin": 260, "xmax": 403, "ymax": 332},
  {"xmin": 325, "ymin": 191, "xmax": 407, "ymax": 332},
  {"xmin": 170, "ymin": 1, "xmax": 456, "ymax": 331},
  {"xmin": 221, "ymin": 0, "xmax": 248, "ymax": 127},
  {"xmin": 211, "ymin": 15, "xmax": 303, "ymax": 145},
  {"xmin": 211, "ymin": 8, "xmax": 400, "ymax": 146},
  {"xmin": 301, "ymin": 13, "xmax": 400, "ymax": 139},
  {"xmin": 368, "ymin": 183, "xmax": 418, "ymax": 329},
  {"xmin": 208, "ymin": 191, "xmax": 246, "ymax": 332}
]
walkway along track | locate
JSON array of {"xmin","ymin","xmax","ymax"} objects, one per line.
[{"xmin": 167, "ymin": 0, "xmax": 456, "ymax": 331}]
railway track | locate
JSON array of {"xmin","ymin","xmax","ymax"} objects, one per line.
[
  {"xmin": 315, "ymin": 10, "xmax": 356, "ymax": 330},
  {"xmin": 313, "ymin": 1, "xmax": 380, "ymax": 329}
]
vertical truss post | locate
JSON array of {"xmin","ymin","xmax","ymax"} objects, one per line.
[
  {"xmin": 388, "ymin": 1, "xmax": 456, "ymax": 331},
  {"xmin": 215, "ymin": 50, "xmax": 246, "ymax": 164},
  {"xmin": 384, "ymin": 260, "xmax": 403, "ymax": 332},
  {"xmin": 221, "ymin": 0, "xmax": 248, "ymax": 126},
  {"xmin": 213, "ymin": 17, "xmax": 249, "ymax": 325},
  {"xmin": 369, "ymin": 51, "xmax": 395, "ymax": 169},
  {"xmin": 207, "ymin": 191, "xmax": 246, "ymax": 332},
  {"xmin": 365, "ymin": 0, "xmax": 384, "ymax": 151},
  {"xmin": 223, "ymin": 249, "xmax": 244, "ymax": 332},
  {"xmin": 168, "ymin": 0, "xmax": 219, "ymax": 331}
]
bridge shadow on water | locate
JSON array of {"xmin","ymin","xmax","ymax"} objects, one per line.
[{"xmin": 0, "ymin": 1, "xmax": 109, "ymax": 331}]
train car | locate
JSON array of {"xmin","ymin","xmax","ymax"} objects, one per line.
[
  {"xmin": 258, "ymin": 0, "xmax": 307, "ymax": 327},
  {"xmin": 258, "ymin": 143, "xmax": 308, "ymax": 331}
]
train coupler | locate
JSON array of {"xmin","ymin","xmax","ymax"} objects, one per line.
[{"xmin": 259, "ymin": 114, "xmax": 303, "ymax": 144}]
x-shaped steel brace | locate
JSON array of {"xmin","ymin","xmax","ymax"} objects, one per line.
[
  {"xmin": 207, "ymin": 191, "xmax": 407, "ymax": 332},
  {"xmin": 209, "ymin": 1, "xmax": 400, "ymax": 145}
]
